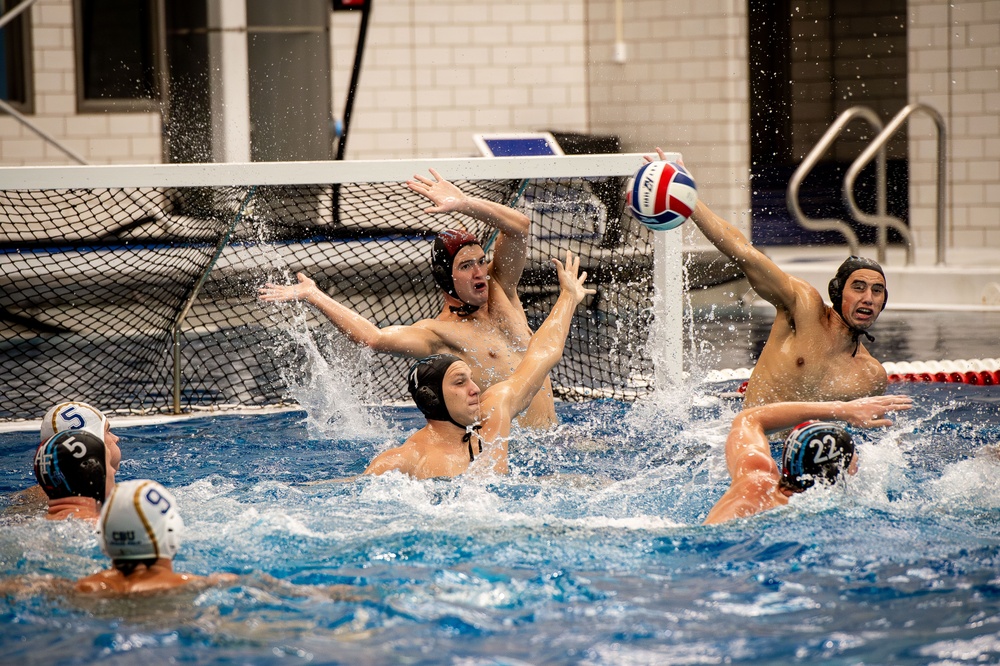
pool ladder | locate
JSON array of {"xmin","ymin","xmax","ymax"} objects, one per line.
[{"xmin": 787, "ymin": 103, "xmax": 948, "ymax": 266}]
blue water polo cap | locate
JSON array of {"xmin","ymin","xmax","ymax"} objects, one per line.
[{"xmin": 780, "ymin": 421, "xmax": 855, "ymax": 492}]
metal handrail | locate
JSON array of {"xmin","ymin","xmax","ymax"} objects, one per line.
[
  {"xmin": 0, "ymin": 0, "xmax": 37, "ymax": 30},
  {"xmin": 845, "ymin": 103, "xmax": 946, "ymax": 265},
  {"xmin": 787, "ymin": 106, "xmax": 885, "ymax": 255}
]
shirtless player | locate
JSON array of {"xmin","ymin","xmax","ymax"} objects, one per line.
[
  {"xmin": 259, "ymin": 169, "xmax": 557, "ymax": 427},
  {"xmin": 646, "ymin": 149, "xmax": 889, "ymax": 406},
  {"xmin": 363, "ymin": 251, "xmax": 594, "ymax": 479}
]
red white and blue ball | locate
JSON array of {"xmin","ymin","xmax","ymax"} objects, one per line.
[{"xmin": 626, "ymin": 161, "xmax": 698, "ymax": 231}]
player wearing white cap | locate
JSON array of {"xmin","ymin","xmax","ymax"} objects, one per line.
[{"xmin": 76, "ymin": 479, "xmax": 235, "ymax": 594}]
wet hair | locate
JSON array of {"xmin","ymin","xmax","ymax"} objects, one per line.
[
  {"xmin": 827, "ymin": 256, "xmax": 887, "ymax": 356},
  {"xmin": 431, "ymin": 229, "xmax": 482, "ymax": 316},
  {"xmin": 33, "ymin": 431, "xmax": 108, "ymax": 503},
  {"xmin": 407, "ymin": 354, "xmax": 483, "ymax": 461},
  {"xmin": 779, "ymin": 421, "xmax": 856, "ymax": 492}
]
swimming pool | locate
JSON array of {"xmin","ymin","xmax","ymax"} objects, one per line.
[{"xmin": 2, "ymin": 376, "xmax": 999, "ymax": 664}]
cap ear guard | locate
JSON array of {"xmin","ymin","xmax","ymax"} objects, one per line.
[
  {"xmin": 415, "ymin": 385, "xmax": 441, "ymax": 411},
  {"xmin": 431, "ymin": 262, "xmax": 455, "ymax": 298}
]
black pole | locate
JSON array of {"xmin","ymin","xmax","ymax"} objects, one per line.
[{"xmin": 335, "ymin": 0, "xmax": 372, "ymax": 161}]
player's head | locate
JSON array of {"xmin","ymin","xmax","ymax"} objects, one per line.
[
  {"xmin": 828, "ymin": 256, "xmax": 887, "ymax": 329},
  {"xmin": 98, "ymin": 479, "xmax": 183, "ymax": 564},
  {"xmin": 41, "ymin": 401, "xmax": 107, "ymax": 442},
  {"xmin": 40, "ymin": 401, "xmax": 121, "ymax": 474},
  {"xmin": 407, "ymin": 354, "xmax": 479, "ymax": 428},
  {"xmin": 33, "ymin": 431, "xmax": 110, "ymax": 504},
  {"xmin": 431, "ymin": 229, "xmax": 487, "ymax": 315},
  {"xmin": 779, "ymin": 421, "xmax": 857, "ymax": 493}
]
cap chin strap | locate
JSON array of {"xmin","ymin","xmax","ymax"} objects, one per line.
[
  {"xmin": 462, "ymin": 421, "xmax": 483, "ymax": 462},
  {"xmin": 448, "ymin": 303, "xmax": 480, "ymax": 317},
  {"xmin": 837, "ymin": 310, "xmax": 875, "ymax": 357}
]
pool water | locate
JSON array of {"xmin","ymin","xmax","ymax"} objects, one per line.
[{"xmin": 2, "ymin": 379, "xmax": 999, "ymax": 664}]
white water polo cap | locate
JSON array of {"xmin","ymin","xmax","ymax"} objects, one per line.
[
  {"xmin": 99, "ymin": 479, "xmax": 184, "ymax": 561},
  {"xmin": 40, "ymin": 401, "xmax": 108, "ymax": 442}
]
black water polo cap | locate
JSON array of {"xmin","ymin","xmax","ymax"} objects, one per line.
[{"xmin": 828, "ymin": 255, "xmax": 887, "ymax": 319}]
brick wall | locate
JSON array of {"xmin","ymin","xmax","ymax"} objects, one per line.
[
  {"xmin": 908, "ymin": 0, "xmax": 1000, "ymax": 252},
  {"xmin": 330, "ymin": 0, "xmax": 590, "ymax": 159},
  {"xmin": 586, "ymin": 0, "xmax": 752, "ymax": 249},
  {"xmin": 1, "ymin": 0, "xmax": 996, "ymax": 260},
  {"xmin": 0, "ymin": 0, "xmax": 162, "ymax": 166},
  {"xmin": 789, "ymin": 1, "xmax": 909, "ymax": 162}
]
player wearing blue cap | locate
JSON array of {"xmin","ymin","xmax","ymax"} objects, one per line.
[
  {"xmin": 703, "ymin": 394, "xmax": 912, "ymax": 524},
  {"xmin": 363, "ymin": 251, "xmax": 594, "ymax": 479},
  {"xmin": 645, "ymin": 148, "xmax": 889, "ymax": 407},
  {"xmin": 259, "ymin": 169, "xmax": 559, "ymax": 428}
]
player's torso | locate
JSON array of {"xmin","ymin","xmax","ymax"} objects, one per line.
[{"xmin": 746, "ymin": 317, "xmax": 887, "ymax": 406}]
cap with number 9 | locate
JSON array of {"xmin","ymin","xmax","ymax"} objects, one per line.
[{"xmin": 98, "ymin": 479, "xmax": 184, "ymax": 561}]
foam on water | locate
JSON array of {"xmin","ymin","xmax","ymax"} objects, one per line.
[{"xmin": 2, "ymin": 378, "xmax": 999, "ymax": 663}]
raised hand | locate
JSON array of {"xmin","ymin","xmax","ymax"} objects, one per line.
[
  {"xmin": 837, "ymin": 394, "xmax": 913, "ymax": 428},
  {"xmin": 551, "ymin": 251, "xmax": 596, "ymax": 306},
  {"xmin": 406, "ymin": 168, "xmax": 468, "ymax": 214},
  {"xmin": 643, "ymin": 146, "xmax": 670, "ymax": 164},
  {"xmin": 258, "ymin": 273, "xmax": 318, "ymax": 303}
]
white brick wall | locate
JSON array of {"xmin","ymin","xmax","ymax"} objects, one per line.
[
  {"xmin": 331, "ymin": 0, "xmax": 590, "ymax": 159},
  {"xmin": 1, "ymin": 0, "xmax": 995, "ymax": 260},
  {"xmin": 0, "ymin": 0, "xmax": 162, "ymax": 166},
  {"xmin": 908, "ymin": 0, "xmax": 1000, "ymax": 255},
  {"xmin": 587, "ymin": 0, "xmax": 752, "ymax": 249}
]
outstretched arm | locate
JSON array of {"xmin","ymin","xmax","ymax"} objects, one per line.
[
  {"xmin": 736, "ymin": 394, "xmax": 913, "ymax": 437},
  {"xmin": 259, "ymin": 273, "xmax": 444, "ymax": 357},
  {"xmin": 491, "ymin": 251, "xmax": 595, "ymax": 418},
  {"xmin": 703, "ymin": 394, "xmax": 912, "ymax": 524},
  {"xmin": 645, "ymin": 148, "xmax": 799, "ymax": 310},
  {"xmin": 408, "ymin": 168, "xmax": 530, "ymax": 301}
]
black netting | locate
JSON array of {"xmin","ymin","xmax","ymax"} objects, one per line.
[{"xmin": 0, "ymin": 175, "xmax": 655, "ymax": 420}]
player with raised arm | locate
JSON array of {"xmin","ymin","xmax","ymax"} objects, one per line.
[
  {"xmin": 260, "ymin": 169, "xmax": 558, "ymax": 428},
  {"xmin": 363, "ymin": 251, "xmax": 594, "ymax": 479},
  {"xmin": 646, "ymin": 148, "xmax": 889, "ymax": 407}
]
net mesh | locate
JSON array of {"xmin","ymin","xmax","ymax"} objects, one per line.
[{"xmin": 0, "ymin": 172, "xmax": 656, "ymax": 420}]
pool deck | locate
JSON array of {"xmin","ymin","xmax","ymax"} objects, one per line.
[{"xmin": 692, "ymin": 244, "xmax": 1000, "ymax": 312}]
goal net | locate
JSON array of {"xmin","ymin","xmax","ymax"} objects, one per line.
[{"xmin": 0, "ymin": 155, "xmax": 680, "ymax": 421}]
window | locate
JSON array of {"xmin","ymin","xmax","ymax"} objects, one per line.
[
  {"xmin": 0, "ymin": 0, "xmax": 33, "ymax": 112},
  {"xmin": 75, "ymin": 0, "xmax": 161, "ymax": 112}
]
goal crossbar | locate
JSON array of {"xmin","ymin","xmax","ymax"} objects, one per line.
[{"xmin": 0, "ymin": 154, "xmax": 666, "ymax": 189}]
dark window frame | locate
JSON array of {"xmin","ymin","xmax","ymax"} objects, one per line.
[
  {"xmin": 0, "ymin": 0, "xmax": 35, "ymax": 113},
  {"xmin": 73, "ymin": 0, "xmax": 163, "ymax": 113}
]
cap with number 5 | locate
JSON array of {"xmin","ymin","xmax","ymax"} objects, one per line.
[
  {"xmin": 33, "ymin": 431, "xmax": 108, "ymax": 503},
  {"xmin": 40, "ymin": 401, "xmax": 108, "ymax": 443}
]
